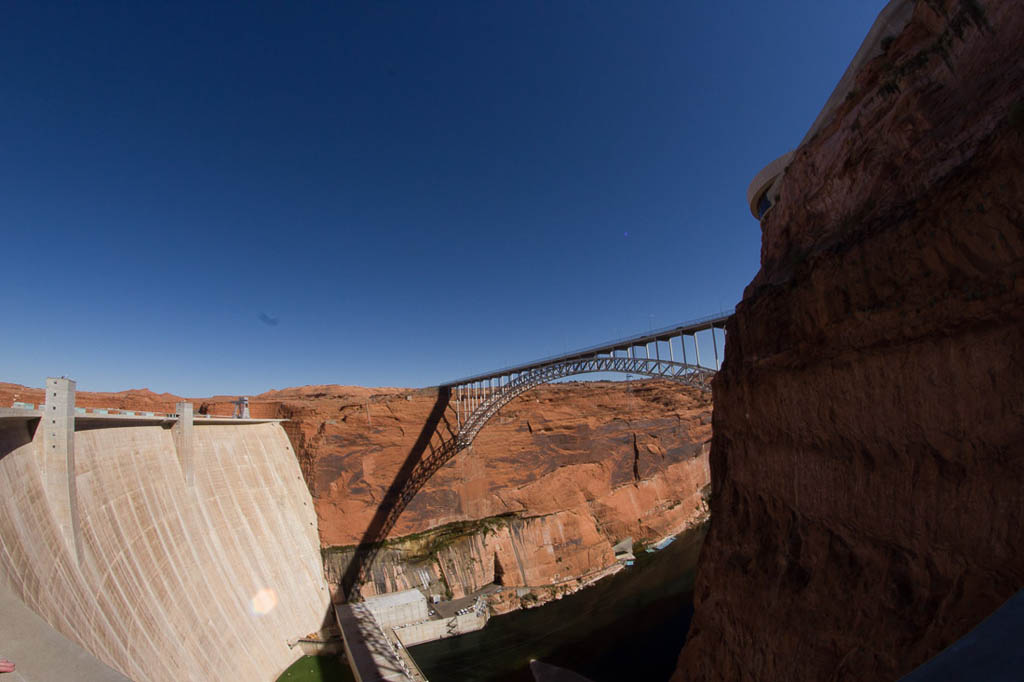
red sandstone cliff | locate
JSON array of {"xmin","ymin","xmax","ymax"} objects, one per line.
[
  {"xmin": 270, "ymin": 382, "xmax": 709, "ymax": 545},
  {"xmin": 270, "ymin": 381, "xmax": 711, "ymax": 601},
  {"xmin": 676, "ymin": 1, "xmax": 1024, "ymax": 679},
  {"xmin": 2, "ymin": 379, "xmax": 712, "ymax": 602}
]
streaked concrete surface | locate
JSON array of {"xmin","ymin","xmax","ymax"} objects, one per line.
[
  {"xmin": 0, "ymin": 420, "xmax": 330, "ymax": 682},
  {"xmin": 0, "ymin": 582, "xmax": 129, "ymax": 681}
]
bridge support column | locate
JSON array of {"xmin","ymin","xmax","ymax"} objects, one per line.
[
  {"xmin": 42, "ymin": 377, "xmax": 82, "ymax": 562},
  {"xmin": 712, "ymin": 325, "xmax": 720, "ymax": 369},
  {"xmin": 172, "ymin": 401, "xmax": 195, "ymax": 487}
]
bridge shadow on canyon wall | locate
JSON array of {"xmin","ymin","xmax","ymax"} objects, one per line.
[{"xmin": 339, "ymin": 386, "xmax": 453, "ymax": 602}]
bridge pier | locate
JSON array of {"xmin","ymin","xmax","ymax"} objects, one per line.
[
  {"xmin": 712, "ymin": 325, "xmax": 720, "ymax": 369},
  {"xmin": 42, "ymin": 377, "xmax": 82, "ymax": 562}
]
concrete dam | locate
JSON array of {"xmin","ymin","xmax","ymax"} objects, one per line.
[{"xmin": 0, "ymin": 379, "xmax": 330, "ymax": 681}]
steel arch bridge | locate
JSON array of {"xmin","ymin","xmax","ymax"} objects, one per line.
[
  {"xmin": 344, "ymin": 311, "xmax": 731, "ymax": 599},
  {"xmin": 453, "ymin": 355, "xmax": 714, "ymax": 446}
]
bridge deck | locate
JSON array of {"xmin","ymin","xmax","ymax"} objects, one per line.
[
  {"xmin": 0, "ymin": 407, "xmax": 284, "ymax": 425},
  {"xmin": 335, "ymin": 602, "xmax": 427, "ymax": 682},
  {"xmin": 448, "ymin": 310, "xmax": 731, "ymax": 385}
]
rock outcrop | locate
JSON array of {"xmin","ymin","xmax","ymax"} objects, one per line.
[
  {"xmin": 2, "ymin": 379, "xmax": 713, "ymax": 605},
  {"xmin": 676, "ymin": 1, "xmax": 1024, "ymax": 680},
  {"xmin": 268, "ymin": 380, "xmax": 712, "ymax": 601}
]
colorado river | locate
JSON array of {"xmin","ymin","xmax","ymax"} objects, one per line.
[{"xmin": 409, "ymin": 522, "xmax": 707, "ymax": 682}]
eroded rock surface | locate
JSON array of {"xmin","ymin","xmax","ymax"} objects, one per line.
[
  {"xmin": 2, "ymin": 379, "xmax": 713, "ymax": 605},
  {"xmin": 676, "ymin": 1, "xmax": 1024, "ymax": 680},
  {"xmin": 269, "ymin": 380, "xmax": 712, "ymax": 601}
]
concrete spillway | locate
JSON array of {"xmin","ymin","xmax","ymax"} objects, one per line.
[{"xmin": 0, "ymin": 401, "xmax": 330, "ymax": 681}]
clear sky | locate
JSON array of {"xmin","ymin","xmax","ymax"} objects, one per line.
[{"xmin": 2, "ymin": 1, "xmax": 886, "ymax": 395}]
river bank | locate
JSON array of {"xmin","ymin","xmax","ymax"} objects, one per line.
[{"xmin": 409, "ymin": 521, "xmax": 708, "ymax": 682}]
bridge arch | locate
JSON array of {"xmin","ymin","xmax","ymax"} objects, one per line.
[
  {"xmin": 348, "ymin": 358, "xmax": 713, "ymax": 598},
  {"xmin": 346, "ymin": 312, "xmax": 730, "ymax": 599},
  {"xmin": 453, "ymin": 356, "xmax": 713, "ymax": 449}
]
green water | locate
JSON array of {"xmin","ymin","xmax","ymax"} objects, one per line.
[
  {"xmin": 409, "ymin": 522, "xmax": 707, "ymax": 682},
  {"xmin": 276, "ymin": 654, "xmax": 355, "ymax": 682}
]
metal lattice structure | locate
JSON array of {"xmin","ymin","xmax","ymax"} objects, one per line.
[
  {"xmin": 453, "ymin": 356, "xmax": 714, "ymax": 447},
  {"xmin": 349, "ymin": 311, "xmax": 731, "ymax": 598}
]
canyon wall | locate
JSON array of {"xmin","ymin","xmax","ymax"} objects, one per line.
[
  {"xmin": 269, "ymin": 380, "xmax": 712, "ymax": 601},
  {"xmin": 676, "ymin": 1, "xmax": 1024, "ymax": 680},
  {"xmin": 0, "ymin": 420, "xmax": 330, "ymax": 682},
  {"xmin": 1, "ymin": 377, "xmax": 713, "ymax": 614}
]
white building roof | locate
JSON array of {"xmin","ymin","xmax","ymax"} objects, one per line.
[{"xmin": 363, "ymin": 589, "xmax": 426, "ymax": 610}]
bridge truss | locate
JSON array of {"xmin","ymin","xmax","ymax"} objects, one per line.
[
  {"xmin": 348, "ymin": 311, "xmax": 731, "ymax": 598},
  {"xmin": 454, "ymin": 355, "xmax": 714, "ymax": 446}
]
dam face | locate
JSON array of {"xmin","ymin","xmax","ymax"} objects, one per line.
[{"xmin": 0, "ymin": 403, "xmax": 330, "ymax": 681}]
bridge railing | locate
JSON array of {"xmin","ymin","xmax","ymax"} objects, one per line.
[
  {"xmin": 8, "ymin": 402, "xmax": 263, "ymax": 420},
  {"xmin": 447, "ymin": 309, "xmax": 733, "ymax": 386},
  {"xmin": 351, "ymin": 351, "xmax": 720, "ymax": 597}
]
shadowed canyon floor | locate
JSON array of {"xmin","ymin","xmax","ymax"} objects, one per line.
[{"xmin": 410, "ymin": 522, "xmax": 707, "ymax": 682}]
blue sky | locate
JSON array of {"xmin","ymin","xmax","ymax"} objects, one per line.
[{"xmin": 2, "ymin": 1, "xmax": 886, "ymax": 394}]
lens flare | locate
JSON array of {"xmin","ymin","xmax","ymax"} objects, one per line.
[{"xmin": 251, "ymin": 587, "xmax": 278, "ymax": 615}]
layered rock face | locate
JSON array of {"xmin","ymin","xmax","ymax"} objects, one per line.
[
  {"xmin": 2, "ymin": 379, "xmax": 713, "ymax": 605},
  {"xmin": 268, "ymin": 380, "xmax": 712, "ymax": 601},
  {"xmin": 322, "ymin": 512, "xmax": 623, "ymax": 605},
  {"xmin": 676, "ymin": 1, "xmax": 1024, "ymax": 680}
]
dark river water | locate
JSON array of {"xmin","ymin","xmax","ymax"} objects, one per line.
[{"xmin": 409, "ymin": 522, "xmax": 707, "ymax": 682}]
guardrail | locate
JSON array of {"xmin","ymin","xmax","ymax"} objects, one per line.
[
  {"xmin": 448, "ymin": 309, "xmax": 734, "ymax": 386},
  {"xmin": 7, "ymin": 403, "xmax": 253, "ymax": 420}
]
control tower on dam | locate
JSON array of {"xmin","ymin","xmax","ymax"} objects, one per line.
[{"xmin": 0, "ymin": 378, "xmax": 331, "ymax": 682}]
